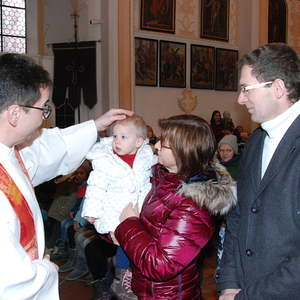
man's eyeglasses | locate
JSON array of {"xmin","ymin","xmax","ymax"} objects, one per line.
[
  {"xmin": 20, "ymin": 103, "xmax": 52, "ymax": 120},
  {"xmin": 239, "ymin": 81, "xmax": 273, "ymax": 94}
]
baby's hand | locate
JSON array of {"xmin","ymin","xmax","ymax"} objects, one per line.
[
  {"xmin": 85, "ymin": 216, "xmax": 96, "ymax": 224},
  {"xmin": 119, "ymin": 202, "xmax": 139, "ymax": 223}
]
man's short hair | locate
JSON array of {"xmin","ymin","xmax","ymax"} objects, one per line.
[
  {"xmin": 239, "ymin": 43, "xmax": 300, "ymax": 103},
  {"xmin": 0, "ymin": 53, "xmax": 52, "ymax": 112}
]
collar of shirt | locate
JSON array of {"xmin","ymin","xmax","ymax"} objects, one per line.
[
  {"xmin": 261, "ymin": 99, "xmax": 300, "ymax": 139},
  {"xmin": 260, "ymin": 100, "xmax": 300, "ymax": 178}
]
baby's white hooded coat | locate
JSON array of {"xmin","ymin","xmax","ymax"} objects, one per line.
[{"xmin": 82, "ymin": 136, "xmax": 157, "ymax": 233}]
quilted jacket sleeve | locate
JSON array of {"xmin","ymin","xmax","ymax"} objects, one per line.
[{"xmin": 115, "ymin": 202, "xmax": 214, "ymax": 281}]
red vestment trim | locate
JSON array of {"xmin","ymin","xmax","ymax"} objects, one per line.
[{"xmin": 0, "ymin": 148, "xmax": 38, "ymax": 260}]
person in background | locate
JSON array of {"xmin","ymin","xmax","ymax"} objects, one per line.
[
  {"xmin": 46, "ymin": 180, "xmax": 77, "ymax": 254},
  {"xmin": 210, "ymin": 110, "xmax": 225, "ymax": 142},
  {"xmin": 217, "ymin": 134, "xmax": 240, "ymax": 180},
  {"xmin": 215, "ymin": 134, "xmax": 240, "ymax": 281},
  {"xmin": 0, "ymin": 52, "xmax": 132, "ymax": 299},
  {"xmin": 146, "ymin": 125, "xmax": 158, "ymax": 146},
  {"xmin": 112, "ymin": 114, "xmax": 236, "ymax": 299},
  {"xmin": 222, "ymin": 111, "xmax": 235, "ymax": 134},
  {"xmin": 50, "ymin": 161, "xmax": 92, "ymax": 261},
  {"xmin": 217, "ymin": 43, "xmax": 300, "ymax": 300}
]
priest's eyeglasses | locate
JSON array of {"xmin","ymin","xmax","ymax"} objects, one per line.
[
  {"xmin": 20, "ymin": 103, "xmax": 52, "ymax": 120},
  {"xmin": 240, "ymin": 81, "xmax": 273, "ymax": 94}
]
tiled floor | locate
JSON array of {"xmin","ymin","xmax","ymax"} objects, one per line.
[{"xmin": 58, "ymin": 253, "xmax": 218, "ymax": 300}]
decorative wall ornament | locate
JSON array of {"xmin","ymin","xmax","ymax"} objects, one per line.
[
  {"xmin": 52, "ymin": 41, "xmax": 97, "ymax": 127},
  {"xmin": 177, "ymin": 88, "xmax": 198, "ymax": 114}
]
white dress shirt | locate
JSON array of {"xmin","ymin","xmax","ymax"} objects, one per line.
[{"xmin": 261, "ymin": 100, "xmax": 300, "ymax": 178}]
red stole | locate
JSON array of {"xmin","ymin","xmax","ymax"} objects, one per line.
[{"xmin": 0, "ymin": 148, "xmax": 38, "ymax": 260}]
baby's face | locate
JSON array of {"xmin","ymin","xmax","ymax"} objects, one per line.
[{"xmin": 112, "ymin": 123, "xmax": 143, "ymax": 156}]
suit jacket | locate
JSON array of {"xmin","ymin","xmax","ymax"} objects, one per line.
[{"xmin": 216, "ymin": 115, "xmax": 300, "ymax": 299}]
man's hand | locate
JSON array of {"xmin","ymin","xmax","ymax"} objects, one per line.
[
  {"xmin": 44, "ymin": 254, "xmax": 59, "ymax": 271},
  {"xmin": 119, "ymin": 202, "xmax": 139, "ymax": 223},
  {"xmin": 219, "ymin": 289, "xmax": 241, "ymax": 300},
  {"xmin": 94, "ymin": 108, "xmax": 134, "ymax": 131}
]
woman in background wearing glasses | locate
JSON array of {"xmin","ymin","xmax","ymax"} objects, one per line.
[{"xmin": 217, "ymin": 134, "xmax": 240, "ymax": 181}]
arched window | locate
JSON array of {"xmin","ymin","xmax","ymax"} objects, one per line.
[
  {"xmin": 268, "ymin": 0, "xmax": 286, "ymax": 43},
  {"xmin": 0, "ymin": 0, "xmax": 26, "ymax": 53}
]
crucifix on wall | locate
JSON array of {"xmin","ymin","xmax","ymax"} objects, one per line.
[{"xmin": 51, "ymin": 0, "xmax": 97, "ymax": 128}]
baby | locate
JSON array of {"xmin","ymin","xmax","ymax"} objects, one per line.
[{"xmin": 82, "ymin": 114, "xmax": 157, "ymax": 234}]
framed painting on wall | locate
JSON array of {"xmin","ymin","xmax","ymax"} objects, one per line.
[
  {"xmin": 135, "ymin": 37, "xmax": 158, "ymax": 86},
  {"xmin": 215, "ymin": 48, "xmax": 238, "ymax": 91},
  {"xmin": 268, "ymin": 0, "xmax": 286, "ymax": 43},
  {"xmin": 190, "ymin": 44, "xmax": 215, "ymax": 89},
  {"xmin": 140, "ymin": 0, "xmax": 176, "ymax": 33},
  {"xmin": 159, "ymin": 40, "xmax": 186, "ymax": 88},
  {"xmin": 201, "ymin": 0, "xmax": 229, "ymax": 41}
]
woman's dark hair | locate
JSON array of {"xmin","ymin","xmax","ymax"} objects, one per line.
[
  {"xmin": 159, "ymin": 114, "xmax": 216, "ymax": 179},
  {"xmin": 210, "ymin": 110, "xmax": 221, "ymax": 126},
  {"xmin": 239, "ymin": 43, "xmax": 300, "ymax": 104}
]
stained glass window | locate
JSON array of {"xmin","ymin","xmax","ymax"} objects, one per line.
[{"xmin": 0, "ymin": 0, "xmax": 26, "ymax": 53}]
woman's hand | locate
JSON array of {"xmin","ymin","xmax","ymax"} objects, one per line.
[
  {"xmin": 110, "ymin": 232, "xmax": 120, "ymax": 246},
  {"xmin": 119, "ymin": 202, "xmax": 139, "ymax": 223}
]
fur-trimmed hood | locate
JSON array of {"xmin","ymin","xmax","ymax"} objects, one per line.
[{"xmin": 178, "ymin": 160, "xmax": 237, "ymax": 215}]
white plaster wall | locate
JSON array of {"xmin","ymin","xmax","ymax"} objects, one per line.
[{"xmin": 135, "ymin": 86, "xmax": 247, "ymax": 136}]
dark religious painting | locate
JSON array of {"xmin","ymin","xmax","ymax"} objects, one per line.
[
  {"xmin": 268, "ymin": 0, "xmax": 286, "ymax": 43},
  {"xmin": 190, "ymin": 45, "xmax": 215, "ymax": 89},
  {"xmin": 215, "ymin": 48, "xmax": 238, "ymax": 91},
  {"xmin": 201, "ymin": 0, "xmax": 229, "ymax": 41},
  {"xmin": 135, "ymin": 37, "xmax": 158, "ymax": 86},
  {"xmin": 141, "ymin": 0, "xmax": 176, "ymax": 33},
  {"xmin": 52, "ymin": 41, "xmax": 97, "ymax": 128},
  {"xmin": 160, "ymin": 40, "xmax": 186, "ymax": 88}
]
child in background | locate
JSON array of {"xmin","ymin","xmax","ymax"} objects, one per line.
[
  {"xmin": 112, "ymin": 114, "xmax": 236, "ymax": 299},
  {"xmin": 82, "ymin": 114, "xmax": 157, "ymax": 299}
]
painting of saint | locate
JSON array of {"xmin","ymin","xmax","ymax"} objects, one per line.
[
  {"xmin": 201, "ymin": 0, "xmax": 229, "ymax": 41},
  {"xmin": 141, "ymin": 0, "xmax": 176, "ymax": 33}
]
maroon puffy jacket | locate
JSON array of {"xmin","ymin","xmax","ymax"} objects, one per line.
[{"xmin": 115, "ymin": 162, "xmax": 236, "ymax": 299}]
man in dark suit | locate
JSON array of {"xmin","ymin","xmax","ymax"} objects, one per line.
[{"xmin": 216, "ymin": 43, "xmax": 300, "ymax": 299}]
